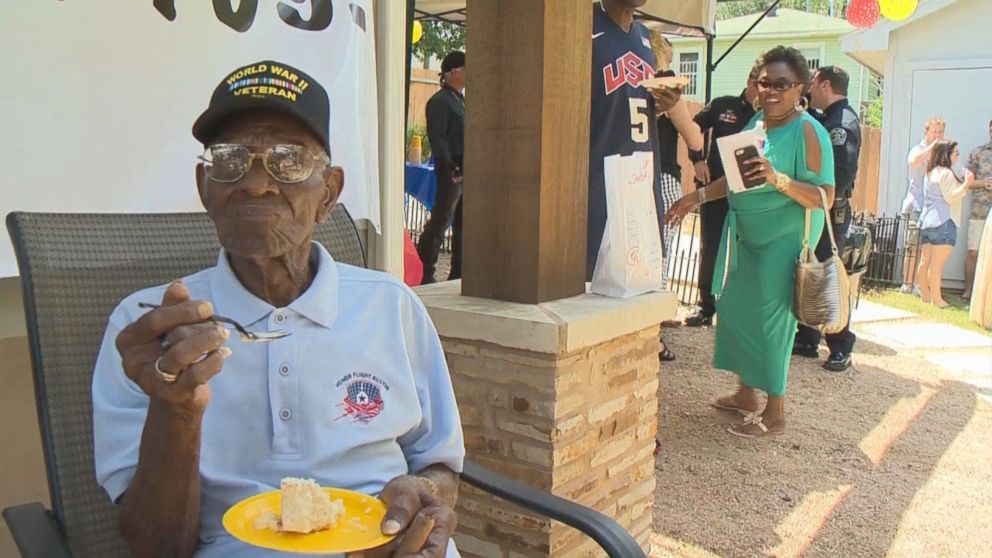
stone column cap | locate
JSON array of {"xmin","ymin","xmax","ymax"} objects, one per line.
[{"xmin": 416, "ymin": 281, "xmax": 677, "ymax": 355}]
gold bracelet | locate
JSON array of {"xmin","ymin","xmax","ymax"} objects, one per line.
[
  {"xmin": 774, "ymin": 172, "xmax": 792, "ymax": 193},
  {"xmin": 417, "ymin": 475, "xmax": 440, "ymax": 498}
]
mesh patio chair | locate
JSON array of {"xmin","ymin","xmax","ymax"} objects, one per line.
[{"xmin": 3, "ymin": 207, "xmax": 645, "ymax": 558}]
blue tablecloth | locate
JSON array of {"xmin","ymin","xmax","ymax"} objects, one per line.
[{"xmin": 405, "ymin": 163, "xmax": 436, "ymax": 211}]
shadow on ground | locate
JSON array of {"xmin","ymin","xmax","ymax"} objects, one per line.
[
  {"xmin": 848, "ymin": 337, "xmax": 898, "ymax": 357},
  {"xmin": 652, "ymin": 325, "xmax": 985, "ymax": 558}
]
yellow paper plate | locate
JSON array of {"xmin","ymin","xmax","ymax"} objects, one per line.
[{"xmin": 223, "ymin": 487, "xmax": 394, "ymax": 555}]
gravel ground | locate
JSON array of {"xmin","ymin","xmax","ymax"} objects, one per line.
[
  {"xmin": 651, "ymin": 315, "xmax": 992, "ymax": 558},
  {"xmin": 432, "ymin": 257, "xmax": 990, "ymax": 556}
]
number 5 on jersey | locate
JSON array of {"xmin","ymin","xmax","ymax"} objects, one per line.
[{"xmin": 629, "ymin": 98, "xmax": 649, "ymax": 143}]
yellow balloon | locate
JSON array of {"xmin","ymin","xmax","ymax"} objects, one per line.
[
  {"xmin": 879, "ymin": 0, "xmax": 918, "ymax": 21},
  {"xmin": 412, "ymin": 20, "xmax": 423, "ymax": 44}
]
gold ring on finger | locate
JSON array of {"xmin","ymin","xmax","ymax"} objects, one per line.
[{"xmin": 154, "ymin": 357, "xmax": 180, "ymax": 383}]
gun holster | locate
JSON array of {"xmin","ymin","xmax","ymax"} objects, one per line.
[{"xmin": 831, "ymin": 195, "xmax": 850, "ymax": 223}]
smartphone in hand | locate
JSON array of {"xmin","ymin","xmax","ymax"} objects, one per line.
[{"xmin": 734, "ymin": 146, "xmax": 765, "ymax": 189}]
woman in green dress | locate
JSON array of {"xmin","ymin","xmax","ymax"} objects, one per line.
[{"xmin": 666, "ymin": 47, "xmax": 836, "ymax": 438}]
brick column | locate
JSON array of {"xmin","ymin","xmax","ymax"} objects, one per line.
[{"xmin": 417, "ymin": 282, "xmax": 676, "ymax": 557}]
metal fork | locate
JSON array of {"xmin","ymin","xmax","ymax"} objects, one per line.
[{"xmin": 137, "ymin": 302, "xmax": 291, "ymax": 344}]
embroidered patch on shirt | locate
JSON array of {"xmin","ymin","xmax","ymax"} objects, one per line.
[
  {"xmin": 335, "ymin": 373, "xmax": 390, "ymax": 424},
  {"xmin": 718, "ymin": 110, "xmax": 738, "ymax": 124},
  {"xmin": 830, "ymin": 128, "xmax": 848, "ymax": 146}
]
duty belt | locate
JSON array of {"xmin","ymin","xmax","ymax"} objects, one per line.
[{"xmin": 832, "ymin": 195, "xmax": 850, "ymax": 210}]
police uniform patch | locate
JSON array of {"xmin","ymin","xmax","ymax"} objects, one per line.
[{"xmin": 830, "ymin": 128, "xmax": 848, "ymax": 146}]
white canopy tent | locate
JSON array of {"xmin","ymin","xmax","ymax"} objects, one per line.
[{"xmin": 413, "ymin": 0, "xmax": 718, "ymax": 36}]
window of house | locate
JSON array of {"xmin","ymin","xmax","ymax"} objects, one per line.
[
  {"xmin": 866, "ymin": 70, "xmax": 884, "ymax": 101},
  {"xmin": 797, "ymin": 46, "xmax": 822, "ymax": 71},
  {"xmin": 860, "ymin": 69, "xmax": 885, "ymax": 124},
  {"xmin": 677, "ymin": 52, "xmax": 700, "ymax": 97}
]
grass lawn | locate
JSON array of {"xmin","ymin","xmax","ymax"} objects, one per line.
[{"xmin": 862, "ymin": 287, "xmax": 991, "ymax": 336}]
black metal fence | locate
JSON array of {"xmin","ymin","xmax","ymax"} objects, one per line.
[
  {"xmin": 664, "ymin": 212, "xmax": 923, "ymax": 304},
  {"xmin": 666, "ymin": 212, "xmax": 703, "ymax": 306},
  {"xmin": 853, "ymin": 213, "xmax": 920, "ymax": 288},
  {"xmin": 405, "ymin": 195, "xmax": 704, "ymax": 303},
  {"xmin": 404, "ymin": 195, "xmax": 917, "ymax": 301},
  {"xmin": 405, "ymin": 194, "xmax": 452, "ymax": 253}
]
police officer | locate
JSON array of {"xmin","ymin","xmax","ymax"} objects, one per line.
[
  {"xmin": 794, "ymin": 65, "xmax": 861, "ymax": 372},
  {"xmin": 684, "ymin": 65, "xmax": 759, "ymax": 327}
]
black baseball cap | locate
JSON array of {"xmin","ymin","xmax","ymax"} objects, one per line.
[
  {"xmin": 192, "ymin": 60, "xmax": 331, "ymax": 155},
  {"xmin": 440, "ymin": 51, "xmax": 465, "ymax": 73}
]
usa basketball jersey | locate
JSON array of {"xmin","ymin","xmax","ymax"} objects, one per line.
[{"xmin": 588, "ymin": 2, "xmax": 663, "ymax": 279}]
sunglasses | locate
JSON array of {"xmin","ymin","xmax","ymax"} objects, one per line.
[
  {"xmin": 756, "ymin": 79, "xmax": 803, "ymax": 92},
  {"xmin": 199, "ymin": 144, "xmax": 328, "ymax": 184}
]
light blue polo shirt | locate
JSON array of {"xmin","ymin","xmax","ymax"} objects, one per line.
[{"xmin": 93, "ymin": 243, "xmax": 464, "ymax": 557}]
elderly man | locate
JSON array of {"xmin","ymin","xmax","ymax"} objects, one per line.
[{"xmin": 92, "ymin": 61, "xmax": 464, "ymax": 558}]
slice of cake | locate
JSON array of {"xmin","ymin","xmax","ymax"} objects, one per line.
[{"xmin": 279, "ymin": 477, "xmax": 346, "ymax": 534}]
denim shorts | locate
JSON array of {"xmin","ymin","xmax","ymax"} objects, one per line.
[{"xmin": 920, "ymin": 219, "xmax": 957, "ymax": 246}]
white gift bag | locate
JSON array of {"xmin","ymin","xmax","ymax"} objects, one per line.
[{"xmin": 591, "ymin": 151, "xmax": 665, "ymax": 298}]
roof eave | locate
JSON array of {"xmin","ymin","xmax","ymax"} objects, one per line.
[
  {"xmin": 669, "ymin": 30, "xmax": 850, "ymax": 42},
  {"xmin": 840, "ymin": 0, "xmax": 963, "ymax": 76}
]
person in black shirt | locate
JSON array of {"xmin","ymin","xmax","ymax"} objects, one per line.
[
  {"xmin": 590, "ymin": 1, "xmax": 680, "ymax": 456},
  {"xmin": 588, "ymin": 1, "xmax": 673, "ymax": 280},
  {"xmin": 684, "ymin": 65, "xmax": 760, "ymax": 327},
  {"xmin": 417, "ymin": 51, "xmax": 466, "ymax": 283},
  {"xmin": 794, "ymin": 65, "xmax": 862, "ymax": 372},
  {"xmin": 589, "ymin": 1, "xmax": 680, "ymax": 370}
]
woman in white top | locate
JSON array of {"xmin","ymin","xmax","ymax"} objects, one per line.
[{"xmin": 916, "ymin": 140, "xmax": 980, "ymax": 308}]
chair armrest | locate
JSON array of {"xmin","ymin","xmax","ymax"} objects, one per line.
[
  {"xmin": 3, "ymin": 503, "xmax": 73, "ymax": 558},
  {"xmin": 460, "ymin": 460, "xmax": 646, "ymax": 558}
]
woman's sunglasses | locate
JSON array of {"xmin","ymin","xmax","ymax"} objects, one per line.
[{"xmin": 756, "ymin": 79, "xmax": 803, "ymax": 92}]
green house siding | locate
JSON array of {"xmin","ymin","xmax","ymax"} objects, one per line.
[{"xmin": 670, "ymin": 35, "xmax": 868, "ymax": 110}]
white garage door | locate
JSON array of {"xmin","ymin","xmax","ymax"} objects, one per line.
[{"xmin": 909, "ymin": 65, "xmax": 992, "ymax": 286}]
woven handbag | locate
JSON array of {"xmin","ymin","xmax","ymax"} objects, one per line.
[{"xmin": 793, "ymin": 188, "xmax": 851, "ymax": 334}]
